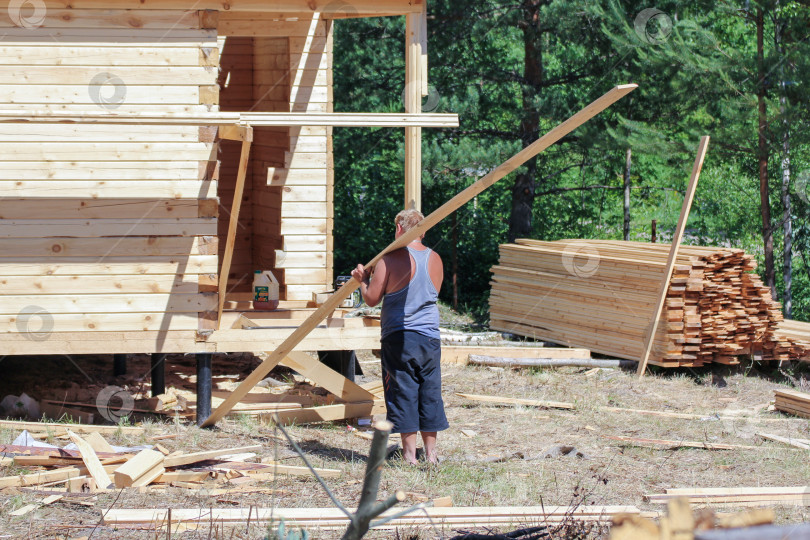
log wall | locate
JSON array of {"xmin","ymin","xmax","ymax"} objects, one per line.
[{"xmin": 0, "ymin": 9, "xmax": 219, "ymax": 345}]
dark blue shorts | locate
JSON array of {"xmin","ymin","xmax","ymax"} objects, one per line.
[{"xmin": 381, "ymin": 330, "xmax": 449, "ymax": 434}]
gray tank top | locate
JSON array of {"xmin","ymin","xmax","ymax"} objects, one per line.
[{"xmin": 380, "ymin": 246, "xmax": 440, "ymax": 339}]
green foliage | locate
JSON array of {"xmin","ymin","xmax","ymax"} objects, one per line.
[
  {"xmin": 332, "ymin": 1, "xmax": 810, "ymax": 323},
  {"xmin": 266, "ymin": 519, "xmax": 310, "ymax": 540}
]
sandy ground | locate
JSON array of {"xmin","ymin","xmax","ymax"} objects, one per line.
[{"xmin": 0, "ymin": 351, "xmax": 809, "ymax": 539}]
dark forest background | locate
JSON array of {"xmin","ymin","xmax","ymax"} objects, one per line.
[{"xmin": 330, "ymin": 1, "xmax": 810, "ymax": 323}]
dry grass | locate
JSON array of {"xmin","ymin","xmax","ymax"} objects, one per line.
[{"xmin": 0, "ymin": 353, "xmax": 809, "ymax": 538}]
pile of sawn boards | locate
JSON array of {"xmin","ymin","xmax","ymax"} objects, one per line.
[{"xmin": 489, "ymin": 239, "xmax": 810, "ymax": 367}]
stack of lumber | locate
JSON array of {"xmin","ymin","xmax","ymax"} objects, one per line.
[
  {"xmin": 772, "ymin": 319, "xmax": 810, "ymax": 361},
  {"xmin": 489, "ymin": 239, "xmax": 807, "ymax": 367},
  {"xmin": 773, "ymin": 388, "xmax": 810, "ymax": 419}
]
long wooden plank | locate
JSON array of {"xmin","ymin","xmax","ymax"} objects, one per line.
[
  {"xmin": 441, "ymin": 346, "xmax": 590, "ymax": 365},
  {"xmin": 0, "ymin": 111, "xmax": 457, "ymax": 127},
  {"xmin": 278, "ymin": 351, "xmax": 376, "ymax": 402},
  {"xmin": 24, "ymin": 1, "xmax": 424, "ymax": 13},
  {"xmin": 0, "ymin": 467, "xmax": 81, "ymax": 489},
  {"xmin": 201, "ymin": 84, "xmax": 636, "ymax": 427},
  {"xmin": 637, "ymin": 136, "xmax": 710, "ymax": 376},
  {"xmin": 0, "ymin": 419, "xmax": 142, "ymax": 435},
  {"xmin": 163, "ymin": 445, "xmax": 262, "ymax": 468},
  {"xmin": 102, "ymin": 505, "xmax": 640, "ymax": 528},
  {"xmin": 262, "ymin": 400, "xmax": 385, "ymax": 425},
  {"xmin": 455, "ymin": 393, "xmax": 573, "ymax": 410},
  {"xmin": 216, "ymin": 132, "xmax": 252, "ymax": 329}
]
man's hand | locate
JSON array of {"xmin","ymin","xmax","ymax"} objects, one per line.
[
  {"xmin": 351, "ymin": 264, "xmax": 370, "ymax": 283},
  {"xmin": 352, "ymin": 259, "xmax": 387, "ymax": 307}
]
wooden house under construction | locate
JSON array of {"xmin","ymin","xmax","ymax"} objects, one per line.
[{"xmin": 0, "ymin": 0, "xmax": 458, "ymax": 367}]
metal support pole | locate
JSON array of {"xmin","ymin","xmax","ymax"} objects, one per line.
[
  {"xmin": 196, "ymin": 353, "xmax": 212, "ymax": 426},
  {"xmin": 151, "ymin": 353, "xmax": 166, "ymax": 397},
  {"xmin": 113, "ymin": 354, "xmax": 127, "ymax": 377}
]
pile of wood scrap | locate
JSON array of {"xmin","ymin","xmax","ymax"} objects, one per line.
[
  {"xmin": 774, "ymin": 388, "xmax": 810, "ymax": 419},
  {"xmin": 489, "ymin": 239, "xmax": 808, "ymax": 367},
  {"xmin": 0, "ymin": 421, "xmax": 336, "ymax": 503},
  {"xmin": 101, "ymin": 505, "xmax": 640, "ymax": 530}
]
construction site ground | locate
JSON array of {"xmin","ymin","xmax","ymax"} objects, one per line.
[{"xmin": 0, "ymin": 351, "xmax": 809, "ymax": 539}]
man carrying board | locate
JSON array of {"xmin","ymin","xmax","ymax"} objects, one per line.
[{"xmin": 352, "ymin": 209, "xmax": 448, "ymax": 465}]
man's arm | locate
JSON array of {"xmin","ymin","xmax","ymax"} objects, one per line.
[
  {"xmin": 429, "ymin": 251, "xmax": 444, "ymax": 292},
  {"xmin": 351, "ymin": 258, "xmax": 388, "ymax": 307}
]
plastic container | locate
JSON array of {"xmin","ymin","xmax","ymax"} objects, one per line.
[{"xmin": 253, "ymin": 270, "xmax": 279, "ymax": 310}]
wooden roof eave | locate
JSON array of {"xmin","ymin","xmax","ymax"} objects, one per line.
[{"xmin": 22, "ymin": 0, "xmax": 423, "ymax": 16}]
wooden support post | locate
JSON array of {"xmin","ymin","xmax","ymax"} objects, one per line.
[
  {"xmin": 201, "ymin": 84, "xmax": 637, "ymax": 427},
  {"xmin": 216, "ymin": 127, "xmax": 254, "ymax": 329},
  {"xmin": 196, "ymin": 353, "xmax": 212, "ymax": 426},
  {"xmin": 636, "ymin": 136, "xmax": 710, "ymax": 377},
  {"xmin": 113, "ymin": 354, "xmax": 127, "ymax": 377},
  {"xmin": 651, "ymin": 219, "xmax": 657, "ymax": 243},
  {"xmin": 151, "ymin": 354, "xmax": 166, "ymax": 397},
  {"xmin": 404, "ymin": 11, "xmax": 423, "ymax": 210}
]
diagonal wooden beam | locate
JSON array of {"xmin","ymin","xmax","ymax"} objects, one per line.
[
  {"xmin": 636, "ymin": 136, "xmax": 710, "ymax": 377},
  {"xmin": 279, "ymin": 352, "xmax": 376, "ymax": 402},
  {"xmin": 201, "ymin": 83, "xmax": 637, "ymax": 427},
  {"xmin": 216, "ymin": 127, "xmax": 254, "ymax": 330}
]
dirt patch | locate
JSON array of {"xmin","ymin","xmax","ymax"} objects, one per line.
[{"xmin": 0, "ymin": 353, "xmax": 808, "ymax": 538}]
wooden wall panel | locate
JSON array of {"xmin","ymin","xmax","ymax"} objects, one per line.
[
  {"xmin": 250, "ymin": 36, "xmax": 290, "ymax": 297},
  {"xmin": 218, "ymin": 36, "xmax": 255, "ymax": 293},
  {"xmin": 0, "ymin": 8, "xmax": 218, "ymax": 341}
]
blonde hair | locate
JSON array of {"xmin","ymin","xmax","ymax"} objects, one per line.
[{"xmin": 395, "ymin": 208, "xmax": 425, "ymax": 233}]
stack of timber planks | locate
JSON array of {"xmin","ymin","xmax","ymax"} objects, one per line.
[
  {"xmin": 772, "ymin": 320, "xmax": 810, "ymax": 361},
  {"xmin": 773, "ymin": 388, "xmax": 810, "ymax": 419},
  {"xmin": 489, "ymin": 240, "xmax": 808, "ymax": 367}
]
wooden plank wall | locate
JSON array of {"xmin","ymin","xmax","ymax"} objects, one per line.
[
  {"xmin": 0, "ymin": 9, "xmax": 219, "ymax": 348},
  {"xmin": 218, "ymin": 16, "xmax": 333, "ymax": 302},
  {"xmin": 267, "ymin": 18, "xmax": 333, "ymax": 301},
  {"xmin": 217, "ymin": 36, "xmax": 255, "ymax": 293}
]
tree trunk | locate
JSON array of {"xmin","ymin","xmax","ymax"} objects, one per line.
[
  {"xmin": 775, "ymin": 2, "xmax": 792, "ymax": 318},
  {"xmin": 756, "ymin": 6, "xmax": 777, "ymax": 298},
  {"xmin": 508, "ymin": 0, "xmax": 543, "ymax": 242},
  {"xmin": 623, "ymin": 147, "xmax": 632, "ymax": 241}
]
